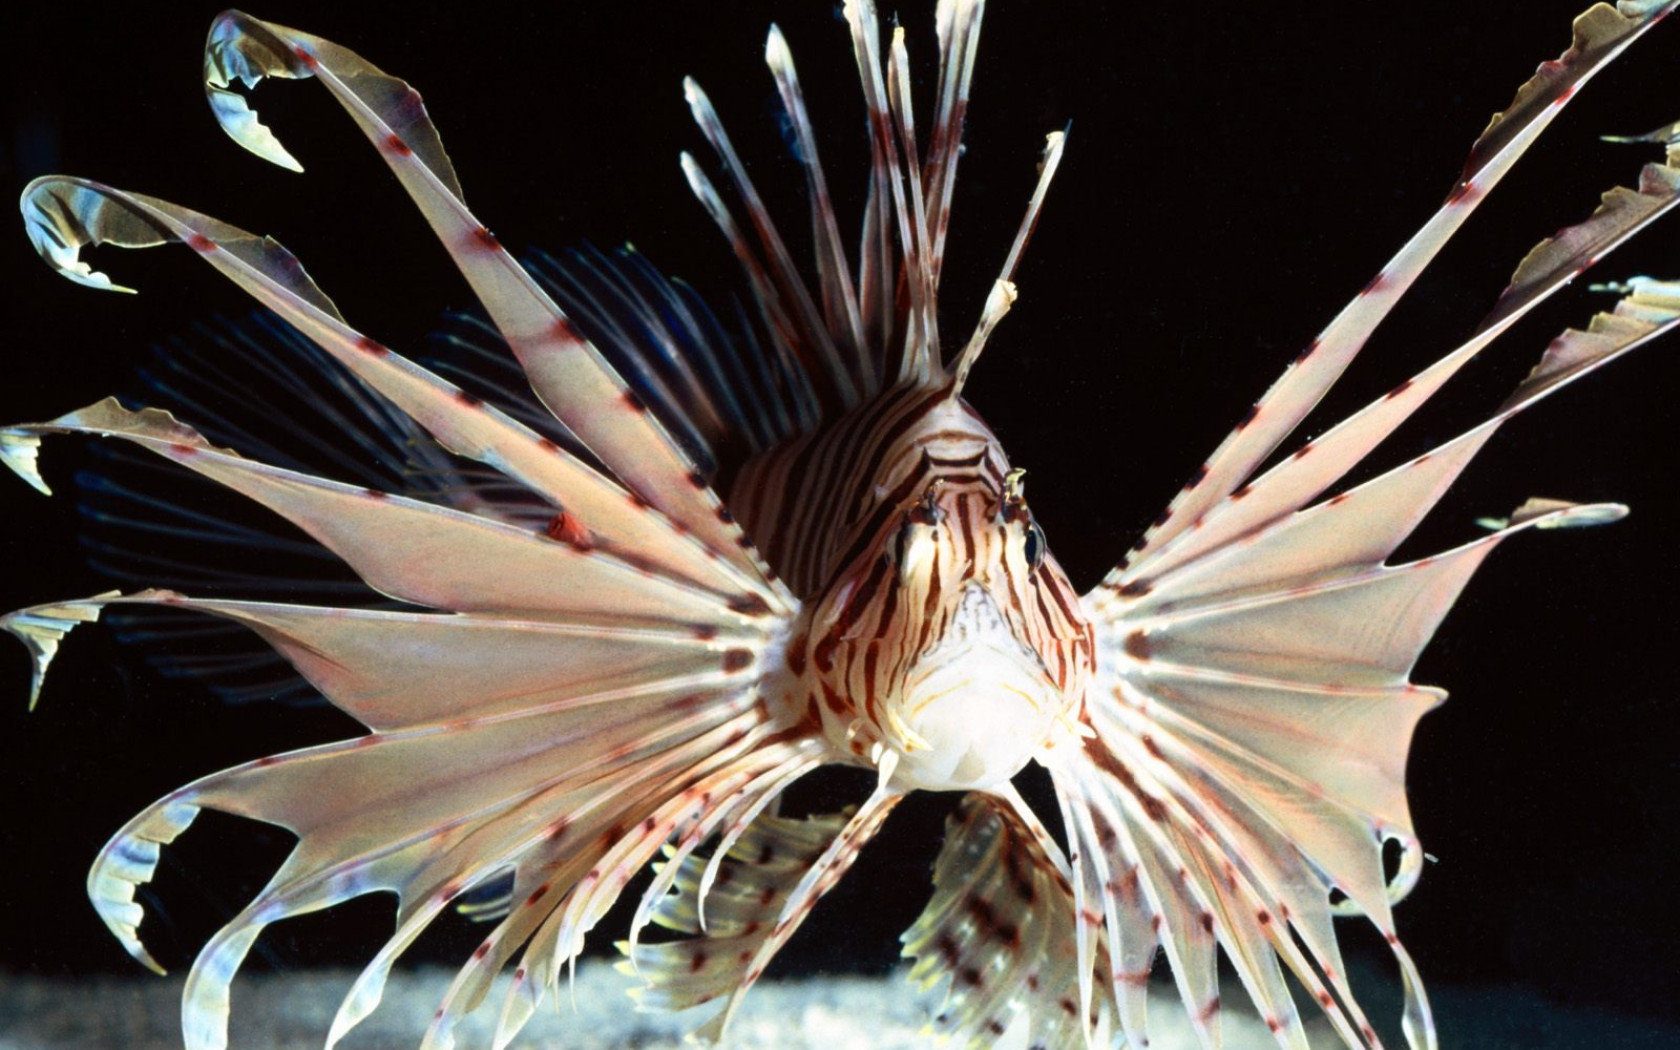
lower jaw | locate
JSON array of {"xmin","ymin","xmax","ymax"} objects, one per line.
[{"xmin": 888, "ymin": 686, "xmax": 1055, "ymax": 791}]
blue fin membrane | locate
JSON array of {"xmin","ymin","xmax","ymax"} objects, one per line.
[
  {"xmin": 525, "ymin": 242, "xmax": 811, "ymax": 480},
  {"xmin": 79, "ymin": 311, "xmax": 559, "ymax": 705},
  {"xmin": 76, "ymin": 244, "xmax": 788, "ymax": 706}
]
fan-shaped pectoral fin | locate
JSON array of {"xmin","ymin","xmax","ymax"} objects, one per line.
[{"xmin": 1074, "ymin": 499, "xmax": 1625, "ymax": 1049}]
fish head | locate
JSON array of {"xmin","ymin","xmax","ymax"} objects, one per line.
[{"xmin": 809, "ymin": 430, "xmax": 1093, "ymax": 791}]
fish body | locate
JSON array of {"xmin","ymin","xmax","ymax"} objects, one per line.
[
  {"xmin": 737, "ymin": 385, "xmax": 1091, "ymax": 790},
  {"xmin": 3, "ymin": 4, "xmax": 1679, "ymax": 1050}
]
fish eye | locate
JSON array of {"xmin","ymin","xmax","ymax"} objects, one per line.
[
  {"xmin": 884, "ymin": 520, "xmax": 908, "ymax": 568},
  {"xmin": 886, "ymin": 482, "xmax": 946, "ymax": 573},
  {"xmin": 888, "ymin": 514, "xmax": 940, "ymax": 579},
  {"xmin": 1024, "ymin": 520, "xmax": 1047, "ymax": 572}
]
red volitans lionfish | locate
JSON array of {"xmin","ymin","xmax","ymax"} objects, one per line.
[{"xmin": 5, "ymin": 2, "xmax": 1679, "ymax": 1048}]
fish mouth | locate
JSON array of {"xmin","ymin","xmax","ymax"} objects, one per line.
[{"xmin": 891, "ymin": 584, "xmax": 1061, "ymax": 790}]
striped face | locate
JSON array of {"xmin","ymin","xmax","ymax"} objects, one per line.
[{"xmin": 773, "ymin": 392, "xmax": 1094, "ymax": 791}]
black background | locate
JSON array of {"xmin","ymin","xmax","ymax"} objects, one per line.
[{"xmin": 2, "ymin": 0, "xmax": 1677, "ymax": 1035}]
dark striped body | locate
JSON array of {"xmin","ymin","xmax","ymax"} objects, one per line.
[{"xmin": 735, "ymin": 382, "xmax": 1094, "ymax": 790}]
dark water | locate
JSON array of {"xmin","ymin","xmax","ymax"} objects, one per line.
[{"xmin": 2, "ymin": 4, "xmax": 1677, "ymax": 1050}]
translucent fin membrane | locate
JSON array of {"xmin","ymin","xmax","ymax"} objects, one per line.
[
  {"xmin": 694, "ymin": 757, "xmax": 903, "ymax": 1042},
  {"xmin": 8, "ymin": 398, "xmax": 761, "ymax": 626},
  {"xmin": 901, "ymin": 792, "xmax": 1103, "ymax": 1050},
  {"xmin": 1063, "ymin": 497, "xmax": 1633, "ymax": 1050},
  {"xmin": 0, "ymin": 566, "xmax": 808, "ymax": 1049},
  {"xmin": 1121, "ymin": 0, "xmax": 1677, "ymax": 570},
  {"xmin": 1, "ymin": 594, "xmax": 113, "ymax": 710},
  {"xmin": 201, "ymin": 11, "xmax": 785, "ymax": 593},
  {"xmin": 524, "ymin": 243, "xmax": 799, "ymax": 473},
  {"xmin": 8, "ymin": 152, "xmax": 822, "ymax": 1050},
  {"xmin": 21, "ymin": 177, "xmax": 782, "ymax": 609},
  {"xmin": 1104, "ymin": 40, "xmax": 1680, "ymax": 609},
  {"xmin": 81, "ymin": 313, "xmax": 506, "ymax": 707},
  {"xmin": 1065, "ymin": 6, "xmax": 1680, "ymax": 1045},
  {"xmin": 619, "ymin": 802, "xmax": 848, "ymax": 1015}
]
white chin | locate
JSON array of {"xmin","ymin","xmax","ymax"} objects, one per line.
[{"xmin": 891, "ymin": 660, "xmax": 1055, "ymax": 791}]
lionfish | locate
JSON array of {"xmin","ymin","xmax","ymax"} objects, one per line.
[{"xmin": 6, "ymin": 2, "xmax": 1679, "ymax": 1048}]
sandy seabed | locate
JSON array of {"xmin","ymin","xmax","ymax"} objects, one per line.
[{"xmin": 2, "ymin": 960, "xmax": 1676, "ymax": 1049}]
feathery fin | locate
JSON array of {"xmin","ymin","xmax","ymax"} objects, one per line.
[
  {"xmin": 619, "ymin": 806, "xmax": 851, "ymax": 1014},
  {"xmin": 0, "ymin": 593, "xmax": 122, "ymax": 712},
  {"xmin": 19, "ymin": 177, "xmax": 774, "ymax": 602},
  {"xmin": 1112, "ymin": 18, "xmax": 1680, "ymax": 598},
  {"xmin": 901, "ymin": 792, "xmax": 1103, "ymax": 1049},
  {"xmin": 200, "ymin": 12, "xmax": 783, "ymax": 591},
  {"xmin": 1123, "ymin": 0, "xmax": 1676, "ymax": 568},
  {"xmin": 1073, "ymin": 7, "xmax": 1679, "ymax": 1045}
]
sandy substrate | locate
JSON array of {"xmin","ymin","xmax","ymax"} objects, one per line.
[{"xmin": 2, "ymin": 960, "xmax": 1675, "ymax": 1049}]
